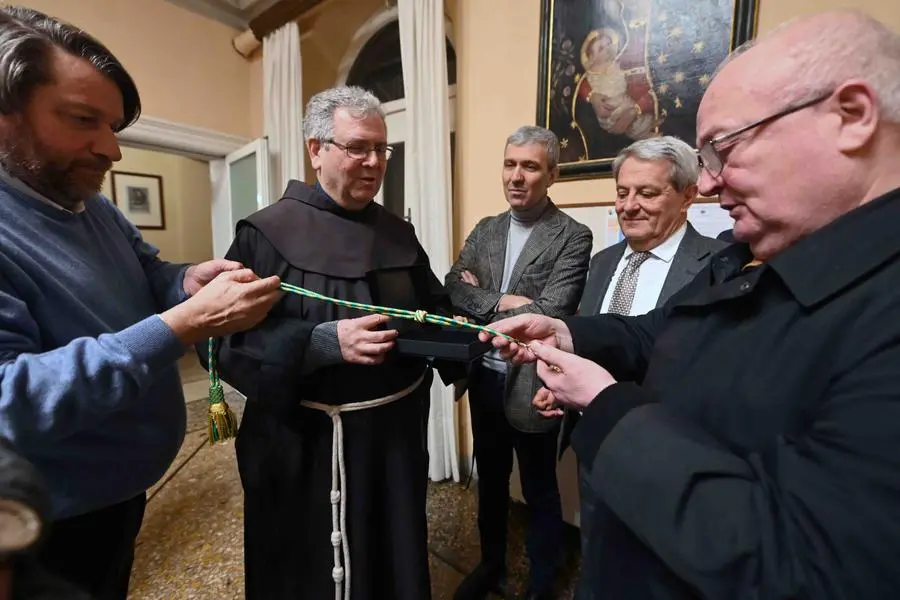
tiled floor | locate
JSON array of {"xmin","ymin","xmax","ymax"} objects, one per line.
[{"xmin": 128, "ymin": 363, "xmax": 582, "ymax": 598}]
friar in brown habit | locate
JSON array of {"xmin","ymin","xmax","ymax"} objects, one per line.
[{"xmin": 208, "ymin": 86, "xmax": 463, "ymax": 600}]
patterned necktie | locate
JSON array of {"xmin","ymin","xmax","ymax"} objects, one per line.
[{"xmin": 607, "ymin": 251, "xmax": 651, "ymax": 316}]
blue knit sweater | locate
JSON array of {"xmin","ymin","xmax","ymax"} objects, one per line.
[{"xmin": 0, "ymin": 179, "xmax": 189, "ymax": 519}]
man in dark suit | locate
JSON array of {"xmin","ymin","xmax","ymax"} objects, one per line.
[
  {"xmin": 445, "ymin": 125, "xmax": 592, "ymax": 600},
  {"xmin": 580, "ymin": 135, "xmax": 726, "ymax": 317},
  {"xmin": 567, "ymin": 135, "xmax": 726, "ymax": 555}
]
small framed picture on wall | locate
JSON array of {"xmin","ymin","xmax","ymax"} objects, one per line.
[{"xmin": 110, "ymin": 171, "xmax": 165, "ymax": 230}]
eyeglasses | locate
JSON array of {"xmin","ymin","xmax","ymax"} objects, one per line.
[
  {"xmin": 697, "ymin": 91, "xmax": 832, "ymax": 177},
  {"xmin": 325, "ymin": 139, "xmax": 394, "ymax": 161}
]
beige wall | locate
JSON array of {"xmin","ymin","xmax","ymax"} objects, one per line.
[
  {"xmin": 20, "ymin": 0, "xmax": 255, "ymax": 137},
  {"xmin": 102, "ymin": 147, "xmax": 213, "ymax": 265}
]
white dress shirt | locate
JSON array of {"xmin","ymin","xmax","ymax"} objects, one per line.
[{"xmin": 600, "ymin": 222, "xmax": 687, "ymax": 316}]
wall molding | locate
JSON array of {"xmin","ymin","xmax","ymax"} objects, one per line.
[{"xmin": 117, "ymin": 115, "xmax": 252, "ymax": 161}]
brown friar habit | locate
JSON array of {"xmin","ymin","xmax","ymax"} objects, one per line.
[{"xmin": 211, "ymin": 181, "xmax": 455, "ymax": 600}]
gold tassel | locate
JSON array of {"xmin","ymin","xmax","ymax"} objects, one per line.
[
  {"xmin": 207, "ymin": 382, "xmax": 238, "ymax": 444},
  {"xmin": 206, "ymin": 337, "xmax": 237, "ymax": 445}
]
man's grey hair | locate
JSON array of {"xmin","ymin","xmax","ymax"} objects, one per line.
[
  {"xmin": 712, "ymin": 10, "xmax": 900, "ymax": 123},
  {"xmin": 0, "ymin": 6, "xmax": 141, "ymax": 130},
  {"xmin": 303, "ymin": 85, "xmax": 385, "ymax": 141},
  {"xmin": 612, "ymin": 136, "xmax": 699, "ymax": 191},
  {"xmin": 506, "ymin": 125, "xmax": 560, "ymax": 170}
]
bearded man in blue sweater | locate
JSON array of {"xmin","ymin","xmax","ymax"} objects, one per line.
[{"xmin": 0, "ymin": 6, "xmax": 282, "ymax": 600}]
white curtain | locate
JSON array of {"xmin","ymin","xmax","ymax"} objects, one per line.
[
  {"xmin": 263, "ymin": 22, "xmax": 304, "ymax": 194},
  {"xmin": 397, "ymin": 0, "xmax": 460, "ymax": 483}
]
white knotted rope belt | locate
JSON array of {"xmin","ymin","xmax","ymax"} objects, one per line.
[{"xmin": 299, "ymin": 371, "xmax": 426, "ymax": 600}]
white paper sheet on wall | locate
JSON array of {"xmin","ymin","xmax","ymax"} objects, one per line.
[
  {"xmin": 687, "ymin": 202, "xmax": 735, "ymax": 239},
  {"xmin": 557, "ymin": 205, "xmax": 623, "ymax": 257}
]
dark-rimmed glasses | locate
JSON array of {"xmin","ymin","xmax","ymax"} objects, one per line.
[
  {"xmin": 697, "ymin": 91, "xmax": 832, "ymax": 177},
  {"xmin": 325, "ymin": 139, "xmax": 394, "ymax": 161}
]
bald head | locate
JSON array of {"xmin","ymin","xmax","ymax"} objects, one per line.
[
  {"xmin": 712, "ymin": 10, "xmax": 900, "ymax": 122},
  {"xmin": 694, "ymin": 10, "xmax": 900, "ymax": 261}
]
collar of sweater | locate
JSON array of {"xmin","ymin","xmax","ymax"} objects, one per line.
[{"xmin": 510, "ymin": 196, "xmax": 549, "ymax": 224}]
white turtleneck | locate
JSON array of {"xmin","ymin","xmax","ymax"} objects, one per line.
[{"xmin": 483, "ymin": 197, "xmax": 550, "ymax": 373}]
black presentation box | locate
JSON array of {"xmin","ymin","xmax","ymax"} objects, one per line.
[
  {"xmin": 367, "ymin": 266, "xmax": 492, "ymax": 362},
  {"xmin": 395, "ymin": 325, "xmax": 492, "ymax": 362}
]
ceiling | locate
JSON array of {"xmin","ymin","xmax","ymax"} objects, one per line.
[{"xmin": 164, "ymin": 0, "xmax": 281, "ymax": 30}]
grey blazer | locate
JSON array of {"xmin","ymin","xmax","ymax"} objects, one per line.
[
  {"xmin": 445, "ymin": 200, "xmax": 592, "ymax": 433},
  {"xmin": 578, "ymin": 222, "xmax": 727, "ymax": 315}
]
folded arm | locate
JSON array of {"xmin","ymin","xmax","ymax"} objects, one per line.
[
  {"xmin": 492, "ymin": 226, "xmax": 593, "ymax": 320},
  {"xmin": 445, "ymin": 219, "xmax": 503, "ymax": 321}
]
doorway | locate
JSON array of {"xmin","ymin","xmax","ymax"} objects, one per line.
[{"xmin": 210, "ymin": 137, "xmax": 271, "ymax": 258}]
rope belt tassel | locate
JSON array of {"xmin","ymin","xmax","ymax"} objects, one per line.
[{"xmin": 300, "ymin": 373, "xmax": 426, "ymax": 600}]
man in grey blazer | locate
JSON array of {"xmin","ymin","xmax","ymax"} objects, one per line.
[
  {"xmin": 446, "ymin": 125, "xmax": 592, "ymax": 600},
  {"xmin": 564, "ymin": 135, "xmax": 726, "ymax": 560}
]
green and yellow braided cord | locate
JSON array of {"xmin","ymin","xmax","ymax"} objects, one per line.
[{"xmin": 205, "ymin": 282, "xmax": 522, "ymax": 444}]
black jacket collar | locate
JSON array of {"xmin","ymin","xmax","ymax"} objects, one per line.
[
  {"xmin": 705, "ymin": 187, "xmax": 900, "ymax": 308},
  {"xmin": 769, "ymin": 187, "xmax": 900, "ymax": 308}
]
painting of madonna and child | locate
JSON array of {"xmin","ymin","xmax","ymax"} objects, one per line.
[{"xmin": 536, "ymin": 0, "xmax": 758, "ymax": 179}]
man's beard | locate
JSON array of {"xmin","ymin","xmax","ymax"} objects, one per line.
[{"xmin": 0, "ymin": 121, "xmax": 111, "ymax": 211}]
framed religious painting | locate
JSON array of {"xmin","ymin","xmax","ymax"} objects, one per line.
[
  {"xmin": 110, "ymin": 171, "xmax": 166, "ymax": 230},
  {"xmin": 536, "ymin": 0, "xmax": 759, "ymax": 180}
]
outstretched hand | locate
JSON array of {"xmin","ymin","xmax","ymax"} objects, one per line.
[
  {"xmin": 477, "ymin": 314, "xmax": 573, "ymax": 364},
  {"xmin": 163, "ymin": 269, "xmax": 282, "ymax": 344},
  {"xmin": 528, "ymin": 341, "xmax": 616, "ymax": 412}
]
